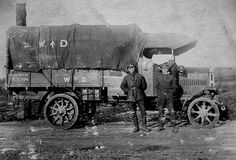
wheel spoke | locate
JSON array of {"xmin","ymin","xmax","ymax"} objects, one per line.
[
  {"xmin": 205, "ymin": 116, "xmax": 212, "ymax": 123},
  {"xmin": 63, "ymin": 116, "xmax": 70, "ymax": 125},
  {"xmin": 206, "ymin": 106, "xmax": 213, "ymax": 112},
  {"xmin": 202, "ymin": 101, "xmax": 206, "ymax": 107},
  {"xmin": 58, "ymin": 99, "xmax": 63, "ymax": 104},
  {"xmin": 64, "ymin": 112, "xmax": 74, "ymax": 122},
  {"xmin": 54, "ymin": 101, "xmax": 61, "ymax": 107},
  {"xmin": 49, "ymin": 113, "xmax": 58, "ymax": 116},
  {"xmin": 50, "ymin": 104, "xmax": 57, "ymax": 108},
  {"xmin": 192, "ymin": 110, "xmax": 200, "ymax": 114},
  {"xmin": 57, "ymin": 117, "xmax": 62, "ymax": 124},
  {"xmin": 67, "ymin": 113, "xmax": 74, "ymax": 120},
  {"xmin": 196, "ymin": 104, "xmax": 201, "ymax": 110},
  {"xmin": 207, "ymin": 112, "xmax": 218, "ymax": 117},
  {"xmin": 50, "ymin": 108, "xmax": 58, "ymax": 115},
  {"xmin": 66, "ymin": 104, "xmax": 74, "ymax": 111},
  {"xmin": 61, "ymin": 116, "xmax": 68, "ymax": 126},
  {"xmin": 50, "ymin": 105, "xmax": 58, "ymax": 111},
  {"xmin": 194, "ymin": 115, "xmax": 201, "ymax": 121},
  {"xmin": 64, "ymin": 115, "xmax": 69, "ymax": 123},
  {"xmin": 63, "ymin": 100, "xmax": 69, "ymax": 107},
  {"xmin": 68, "ymin": 109, "xmax": 75, "ymax": 114},
  {"xmin": 61, "ymin": 117, "xmax": 64, "ymax": 126},
  {"xmin": 200, "ymin": 116, "xmax": 204, "ymax": 124},
  {"xmin": 53, "ymin": 116, "xmax": 60, "ymax": 124}
]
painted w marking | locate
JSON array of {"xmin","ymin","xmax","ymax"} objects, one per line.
[{"xmin": 64, "ymin": 77, "xmax": 71, "ymax": 83}]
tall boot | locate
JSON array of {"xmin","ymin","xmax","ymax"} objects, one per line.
[
  {"xmin": 132, "ymin": 114, "xmax": 139, "ymax": 133},
  {"xmin": 157, "ymin": 117, "xmax": 165, "ymax": 131},
  {"xmin": 171, "ymin": 120, "xmax": 178, "ymax": 133},
  {"xmin": 169, "ymin": 108, "xmax": 178, "ymax": 133},
  {"xmin": 140, "ymin": 117, "xmax": 151, "ymax": 132}
]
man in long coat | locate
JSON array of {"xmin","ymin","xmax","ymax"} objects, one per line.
[{"xmin": 120, "ymin": 64, "xmax": 151, "ymax": 132}]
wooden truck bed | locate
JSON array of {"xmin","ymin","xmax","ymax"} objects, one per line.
[{"xmin": 7, "ymin": 69, "xmax": 126, "ymax": 100}]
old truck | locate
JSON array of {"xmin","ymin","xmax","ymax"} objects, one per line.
[{"xmin": 5, "ymin": 24, "xmax": 228, "ymax": 129}]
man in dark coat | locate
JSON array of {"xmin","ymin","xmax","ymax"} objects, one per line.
[
  {"xmin": 167, "ymin": 59, "xmax": 184, "ymax": 111},
  {"xmin": 167, "ymin": 60, "xmax": 183, "ymax": 112},
  {"xmin": 155, "ymin": 63, "xmax": 178, "ymax": 133},
  {"xmin": 120, "ymin": 64, "xmax": 151, "ymax": 132}
]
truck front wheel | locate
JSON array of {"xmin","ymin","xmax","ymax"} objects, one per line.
[
  {"xmin": 44, "ymin": 94, "xmax": 79, "ymax": 129},
  {"xmin": 187, "ymin": 97, "xmax": 219, "ymax": 128}
]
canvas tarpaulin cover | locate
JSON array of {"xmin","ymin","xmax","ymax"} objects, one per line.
[{"xmin": 7, "ymin": 24, "xmax": 144, "ymax": 72}]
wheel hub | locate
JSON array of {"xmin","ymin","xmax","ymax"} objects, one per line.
[
  {"xmin": 58, "ymin": 106, "xmax": 66, "ymax": 116},
  {"xmin": 199, "ymin": 107, "xmax": 208, "ymax": 117},
  {"xmin": 50, "ymin": 99, "xmax": 75, "ymax": 124}
]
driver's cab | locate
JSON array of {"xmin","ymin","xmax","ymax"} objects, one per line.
[
  {"xmin": 138, "ymin": 46, "xmax": 187, "ymax": 97},
  {"xmin": 138, "ymin": 47, "xmax": 176, "ymax": 97},
  {"xmin": 143, "ymin": 47, "xmax": 174, "ymax": 65}
]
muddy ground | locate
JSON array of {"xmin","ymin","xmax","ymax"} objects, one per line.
[
  {"xmin": 0, "ymin": 114, "xmax": 236, "ymax": 160},
  {"xmin": 0, "ymin": 90, "xmax": 236, "ymax": 160}
]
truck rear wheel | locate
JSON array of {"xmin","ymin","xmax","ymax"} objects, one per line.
[
  {"xmin": 44, "ymin": 93, "xmax": 79, "ymax": 129},
  {"xmin": 187, "ymin": 97, "xmax": 219, "ymax": 128}
]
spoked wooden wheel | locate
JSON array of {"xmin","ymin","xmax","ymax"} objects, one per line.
[
  {"xmin": 44, "ymin": 94, "xmax": 79, "ymax": 129},
  {"xmin": 187, "ymin": 97, "xmax": 219, "ymax": 128}
]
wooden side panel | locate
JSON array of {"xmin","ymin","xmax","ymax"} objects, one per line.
[
  {"xmin": 74, "ymin": 69, "xmax": 125, "ymax": 99},
  {"xmin": 8, "ymin": 71, "xmax": 30, "ymax": 87},
  {"xmin": 30, "ymin": 70, "xmax": 50, "ymax": 87},
  {"xmin": 8, "ymin": 69, "xmax": 73, "ymax": 88},
  {"xmin": 74, "ymin": 70, "xmax": 102, "ymax": 87},
  {"xmin": 51, "ymin": 69, "xmax": 72, "ymax": 87}
]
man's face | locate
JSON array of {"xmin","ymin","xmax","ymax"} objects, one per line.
[
  {"xmin": 162, "ymin": 68, "xmax": 169, "ymax": 75},
  {"xmin": 128, "ymin": 67, "xmax": 135, "ymax": 74}
]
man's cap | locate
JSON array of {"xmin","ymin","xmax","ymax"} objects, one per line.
[{"xmin": 127, "ymin": 64, "xmax": 135, "ymax": 69}]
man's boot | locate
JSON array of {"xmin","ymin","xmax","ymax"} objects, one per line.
[
  {"xmin": 171, "ymin": 121, "xmax": 178, "ymax": 133},
  {"xmin": 133, "ymin": 126, "xmax": 139, "ymax": 133},
  {"xmin": 157, "ymin": 125, "xmax": 164, "ymax": 131},
  {"xmin": 157, "ymin": 117, "xmax": 165, "ymax": 132},
  {"xmin": 172, "ymin": 126, "xmax": 179, "ymax": 133},
  {"xmin": 132, "ymin": 115, "xmax": 139, "ymax": 133},
  {"xmin": 133, "ymin": 121, "xmax": 139, "ymax": 133},
  {"xmin": 140, "ymin": 117, "xmax": 151, "ymax": 132}
]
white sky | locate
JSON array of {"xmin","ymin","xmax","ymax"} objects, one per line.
[{"xmin": 0, "ymin": 0, "xmax": 236, "ymax": 78}]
